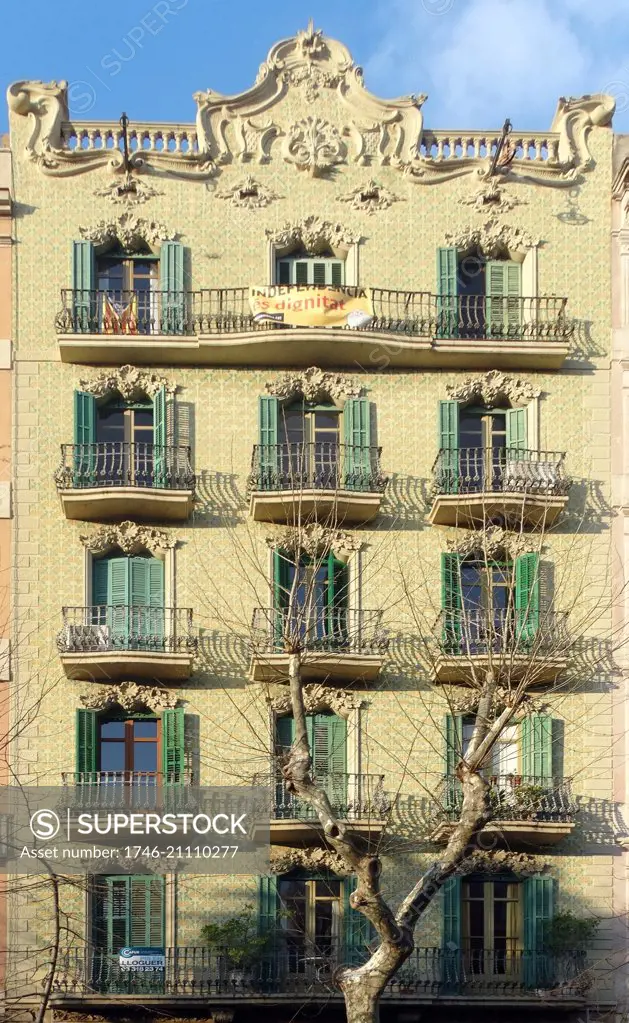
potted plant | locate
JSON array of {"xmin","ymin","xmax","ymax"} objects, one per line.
[
  {"xmin": 200, "ymin": 905, "xmax": 270, "ymax": 989},
  {"xmin": 543, "ymin": 912, "xmax": 599, "ymax": 994}
]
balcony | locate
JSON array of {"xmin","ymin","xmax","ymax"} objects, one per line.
[
  {"xmin": 434, "ymin": 609, "xmax": 570, "ymax": 684},
  {"xmin": 57, "ymin": 605, "xmax": 197, "ymax": 682},
  {"xmin": 55, "ymin": 442, "xmax": 195, "ymax": 522},
  {"xmin": 430, "ymin": 448, "xmax": 570, "ymax": 528},
  {"xmin": 252, "ymin": 770, "xmax": 391, "ymax": 844},
  {"xmin": 56, "ymin": 287, "xmax": 572, "ymax": 370},
  {"xmin": 60, "ymin": 771, "xmax": 195, "ymax": 810},
  {"xmin": 431, "ymin": 774, "xmax": 578, "ymax": 848},
  {"xmin": 249, "ymin": 608, "xmax": 388, "ymax": 683},
  {"xmin": 248, "ymin": 442, "xmax": 387, "ymax": 525},
  {"xmin": 46, "ymin": 946, "xmax": 588, "ymax": 1005}
]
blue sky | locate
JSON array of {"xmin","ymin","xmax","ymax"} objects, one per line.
[{"xmin": 3, "ymin": 0, "xmax": 629, "ymax": 134}]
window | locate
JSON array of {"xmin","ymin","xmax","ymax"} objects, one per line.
[
  {"xmin": 92, "ymin": 552, "xmax": 165, "ymax": 648},
  {"xmin": 99, "ymin": 718, "xmax": 160, "ymax": 778},
  {"xmin": 436, "ymin": 246, "xmax": 522, "ymax": 339},
  {"xmin": 437, "ymin": 399, "xmax": 528, "ymax": 495},
  {"xmin": 92, "ymin": 874, "xmax": 165, "ymax": 952},
  {"xmin": 276, "ymin": 250, "xmax": 344, "ymax": 286},
  {"xmin": 75, "ymin": 707, "xmax": 185, "ymax": 787},
  {"xmin": 462, "ymin": 878, "xmax": 521, "ymax": 976},
  {"xmin": 275, "ymin": 713, "xmax": 347, "ymax": 814},
  {"xmin": 446, "ymin": 712, "xmax": 554, "ymax": 785},
  {"xmin": 273, "ymin": 549, "xmax": 349, "ymax": 647}
]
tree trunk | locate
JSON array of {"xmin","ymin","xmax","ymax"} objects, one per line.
[{"xmin": 341, "ymin": 977, "xmax": 381, "ymax": 1023}]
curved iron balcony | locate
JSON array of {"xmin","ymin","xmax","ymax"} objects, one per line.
[
  {"xmin": 60, "ymin": 770, "xmax": 195, "ymax": 809},
  {"xmin": 55, "ymin": 288, "xmax": 194, "ymax": 336},
  {"xmin": 248, "ymin": 441, "xmax": 387, "ymax": 524},
  {"xmin": 57, "ymin": 605, "xmax": 197, "ymax": 682},
  {"xmin": 49, "ymin": 946, "xmax": 589, "ymax": 1000},
  {"xmin": 55, "ymin": 442, "xmax": 195, "ymax": 521},
  {"xmin": 430, "ymin": 447, "xmax": 570, "ymax": 527},
  {"xmin": 434, "ymin": 608, "xmax": 570, "ymax": 684},
  {"xmin": 249, "ymin": 607, "xmax": 388, "ymax": 683}
]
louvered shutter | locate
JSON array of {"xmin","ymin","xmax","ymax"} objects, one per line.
[
  {"xmin": 92, "ymin": 558, "xmax": 109, "ymax": 620},
  {"xmin": 523, "ymin": 875, "xmax": 554, "ymax": 987},
  {"xmin": 444, "ymin": 713, "xmax": 463, "ymax": 812},
  {"xmin": 515, "ymin": 553, "xmax": 540, "ymax": 647},
  {"xmin": 327, "ymin": 552, "xmax": 349, "ymax": 644},
  {"xmin": 108, "ymin": 558, "xmax": 130, "ymax": 646},
  {"xmin": 73, "ymin": 391, "xmax": 96, "ymax": 486},
  {"xmin": 273, "ymin": 549, "xmax": 292, "ymax": 649},
  {"xmin": 72, "ymin": 240, "xmax": 95, "ymax": 332},
  {"xmin": 76, "ymin": 708, "xmax": 97, "ymax": 782},
  {"xmin": 258, "ymin": 396, "xmax": 279, "ymax": 488},
  {"xmin": 277, "ymin": 258, "xmax": 345, "ymax": 286},
  {"xmin": 438, "ymin": 400, "xmax": 460, "ymax": 495},
  {"xmin": 148, "ymin": 558, "xmax": 165, "ymax": 644},
  {"xmin": 129, "ymin": 876, "xmax": 165, "ymax": 948},
  {"xmin": 486, "ymin": 260, "xmax": 522, "ymax": 337},
  {"xmin": 160, "ymin": 240, "xmax": 185, "ymax": 334},
  {"xmin": 312, "ymin": 713, "xmax": 347, "ymax": 811},
  {"xmin": 162, "ymin": 706, "xmax": 185, "ymax": 783},
  {"xmin": 441, "ymin": 553, "xmax": 462, "ymax": 652},
  {"xmin": 442, "ymin": 876, "xmax": 462, "ymax": 991},
  {"xmin": 343, "ymin": 876, "xmax": 373, "ymax": 966},
  {"xmin": 436, "ymin": 247, "xmax": 458, "ymax": 338},
  {"xmin": 153, "ymin": 385, "xmax": 167, "ymax": 487},
  {"xmin": 343, "ymin": 397, "xmax": 371, "ymax": 489},
  {"xmin": 506, "ymin": 408, "xmax": 527, "ymax": 452},
  {"xmin": 173, "ymin": 399, "xmax": 192, "ymax": 482},
  {"xmin": 521, "ymin": 714, "xmax": 553, "ymax": 784},
  {"xmin": 258, "ymin": 876, "xmax": 279, "ymax": 942}
]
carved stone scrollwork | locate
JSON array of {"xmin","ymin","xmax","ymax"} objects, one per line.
[
  {"xmin": 265, "ymin": 215, "xmax": 361, "ymax": 252},
  {"xmin": 215, "ymin": 174, "xmax": 281, "ymax": 209},
  {"xmin": 79, "ymin": 212, "xmax": 174, "ymax": 250},
  {"xmin": 80, "ymin": 521, "xmax": 176, "ymax": 557},
  {"xmin": 448, "ymin": 688, "xmax": 547, "ymax": 716},
  {"xmin": 79, "ymin": 365, "xmax": 175, "ymax": 401},
  {"xmin": 93, "ymin": 174, "xmax": 162, "ymax": 206},
  {"xmin": 267, "ymin": 684, "xmax": 363, "ymax": 718},
  {"xmin": 445, "ymin": 370, "xmax": 541, "ymax": 407},
  {"xmin": 457, "ymin": 178, "xmax": 527, "ymax": 214},
  {"xmin": 446, "ymin": 526, "xmax": 538, "ymax": 560},
  {"xmin": 282, "ymin": 116, "xmax": 345, "ymax": 176},
  {"xmin": 53, "ymin": 1013, "xmax": 108, "ymax": 1023},
  {"xmin": 459, "ymin": 850, "xmax": 549, "ymax": 879},
  {"xmin": 270, "ymin": 846, "xmax": 350, "ymax": 876},
  {"xmin": 266, "ymin": 366, "xmax": 361, "ymax": 403},
  {"xmin": 444, "ymin": 219, "xmax": 540, "ymax": 257},
  {"xmin": 337, "ymin": 178, "xmax": 404, "ymax": 215},
  {"xmin": 266, "ymin": 524, "xmax": 363, "ymax": 559},
  {"xmin": 80, "ymin": 682, "xmax": 179, "ymax": 713}
]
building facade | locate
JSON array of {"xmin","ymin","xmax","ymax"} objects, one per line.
[{"xmin": 4, "ymin": 26, "xmax": 621, "ymax": 1023}]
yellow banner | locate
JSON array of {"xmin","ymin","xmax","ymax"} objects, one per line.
[{"xmin": 249, "ymin": 285, "xmax": 374, "ymax": 328}]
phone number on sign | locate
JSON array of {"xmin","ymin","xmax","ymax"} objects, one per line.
[{"xmin": 123, "ymin": 845, "xmax": 241, "ymax": 859}]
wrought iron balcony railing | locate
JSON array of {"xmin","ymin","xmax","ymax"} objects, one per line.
[
  {"xmin": 60, "ymin": 771, "xmax": 195, "ymax": 809},
  {"xmin": 48, "ymin": 946, "xmax": 589, "ymax": 998},
  {"xmin": 56, "ymin": 287, "xmax": 572, "ymax": 343},
  {"xmin": 432, "ymin": 447, "xmax": 570, "ymax": 497},
  {"xmin": 57, "ymin": 605, "xmax": 197, "ymax": 654},
  {"xmin": 55, "ymin": 442, "xmax": 195, "ymax": 491},
  {"xmin": 56, "ymin": 289, "xmax": 194, "ymax": 335},
  {"xmin": 440, "ymin": 774, "xmax": 578, "ymax": 823},
  {"xmin": 251, "ymin": 607, "xmax": 388, "ymax": 655},
  {"xmin": 248, "ymin": 442, "xmax": 387, "ymax": 494},
  {"xmin": 251, "ymin": 770, "xmax": 391, "ymax": 821},
  {"xmin": 437, "ymin": 608, "xmax": 570, "ymax": 657}
]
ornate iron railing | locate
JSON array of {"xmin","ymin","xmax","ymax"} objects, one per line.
[
  {"xmin": 55, "ymin": 289, "xmax": 193, "ymax": 335},
  {"xmin": 55, "ymin": 442, "xmax": 195, "ymax": 491},
  {"xmin": 251, "ymin": 770, "xmax": 391, "ymax": 821},
  {"xmin": 436, "ymin": 608, "xmax": 570, "ymax": 657},
  {"xmin": 248, "ymin": 442, "xmax": 387, "ymax": 494},
  {"xmin": 60, "ymin": 771, "xmax": 195, "ymax": 809},
  {"xmin": 46, "ymin": 946, "xmax": 589, "ymax": 998},
  {"xmin": 432, "ymin": 447, "xmax": 570, "ymax": 497},
  {"xmin": 251, "ymin": 607, "xmax": 388, "ymax": 655},
  {"xmin": 440, "ymin": 774, "xmax": 578, "ymax": 823},
  {"xmin": 56, "ymin": 287, "xmax": 572, "ymax": 343},
  {"xmin": 57, "ymin": 606, "xmax": 197, "ymax": 654}
]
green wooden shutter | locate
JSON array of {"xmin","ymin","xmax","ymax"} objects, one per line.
[
  {"xmin": 330, "ymin": 261, "xmax": 344, "ymax": 286},
  {"xmin": 438, "ymin": 400, "xmax": 460, "ymax": 495},
  {"xmin": 72, "ymin": 240, "xmax": 95, "ymax": 332},
  {"xmin": 162, "ymin": 706, "xmax": 185, "ymax": 782},
  {"xmin": 258, "ymin": 876, "xmax": 278, "ymax": 940},
  {"xmin": 146, "ymin": 558, "xmax": 165, "ymax": 644},
  {"xmin": 445, "ymin": 713, "xmax": 463, "ymax": 811},
  {"xmin": 343, "ymin": 397, "xmax": 371, "ymax": 489},
  {"xmin": 313, "ymin": 713, "xmax": 347, "ymax": 810},
  {"xmin": 523, "ymin": 875, "xmax": 554, "ymax": 987},
  {"xmin": 76, "ymin": 708, "xmax": 97, "ymax": 781},
  {"xmin": 153, "ymin": 386, "xmax": 167, "ymax": 487},
  {"xmin": 506, "ymin": 408, "xmax": 527, "ymax": 452},
  {"xmin": 273, "ymin": 549, "xmax": 292, "ymax": 648},
  {"xmin": 129, "ymin": 875, "xmax": 165, "ymax": 947},
  {"xmin": 343, "ymin": 876, "xmax": 372, "ymax": 966},
  {"xmin": 521, "ymin": 714, "xmax": 553, "ymax": 784},
  {"xmin": 441, "ymin": 553, "xmax": 462, "ymax": 652},
  {"xmin": 73, "ymin": 390, "xmax": 96, "ymax": 487},
  {"xmin": 277, "ymin": 258, "xmax": 345, "ymax": 286},
  {"xmin": 442, "ymin": 876, "xmax": 462, "ymax": 991},
  {"xmin": 327, "ymin": 552, "xmax": 349, "ymax": 643},
  {"xmin": 277, "ymin": 260, "xmax": 290, "ymax": 285},
  {"xmin": 436, "ymin": 247, "xmax": 458, "ymax": 338},
  {"xmin": 92, "ymin": 557, "xmax": 109, "ymax": 608},
  {"xmin": 515, "ymin": 553, "xmax": 540, "ymax": 647},
  {"xmin": 108, "ymin": 557, "xmax": 130, "ymax": 646},
  {"xmin": 275, "ymin": 715, "xmax": 294, "ymax": 752},
  {"xmin": 160, "ymin": 240, "xmax": 185, "ymax": 334},
  {"xmin": 486, "ymin": 260, "xmax": 522, "ymax": 337},
  {"xmin": 258, "ymin": 396, "xmax": 279, "ymax": 488}
]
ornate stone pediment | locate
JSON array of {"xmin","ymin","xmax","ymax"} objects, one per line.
[
  {"xmin": 337, "ymin": 178, "xmax": 404, "ymax": 215},
  {"xmin": 265, "ymin": 216, "xmax": 361, "ymax": 252},
  {"xmin": 270, "ymin": 846, "xmax": 351, "ymax": 876},
  {"xmin": 266, "ymin": 524, "xmax": 363, "ymax": 559},
  {"xmin": 215, "ymin": 174, "xmax": 281, "ymax": 209},
  {"xmin": 444, "ymin": 219, "xmax": 540, "ymax": 257},
  {"xmin": 93, "ymin": 174, "xmax": 162, "ymax": 206},
  {"xmin": 267, "ymin": 684, "xmax": 363, "ymax": 718},
  {"xmin": 266, "ymin": 366, "xmax": 361, "ymax": 403},
  {"xmin": 446, "ymin": 371, "xmax": 541, "ymax": 407},
  {"xmin": 446, "ymin": 526, "xmax": 539, "ymax": 560},
  {"xmin": 79, "ymin": 212, "xmax": 174, "ymax": 250},
  {"xmin": 79, "ymin": 365, "xmax": 175, "ymax": 401},
  {"xmin": 80, "ymin": 682, "xmax": 179, "ymax": 713},
  {"xmin": 80, "ymin": 521, "xmax": 176, "ymax": 557}
]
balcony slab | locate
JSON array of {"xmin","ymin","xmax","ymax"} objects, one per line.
[
  {"xmin": 431, "ymin": 820, "xmax": 576, "ymax": 848},
  {"xmin": 249, "ymin": 650, "xmax": 385, "ymax": 683},
  {"xmin": 60, "ymin": 487, "xmax": 195, "ymax": 522},
  {"xmin": 249, "ymin": 488, "xmax": 382, "ymax": 525},
  {"xmin": 429, "ymin": 492, "xmax": 568, "ymax": 529},
  {"xmin": 59, "ymin": 649, "xmax": 194, "ymax": 683}
]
